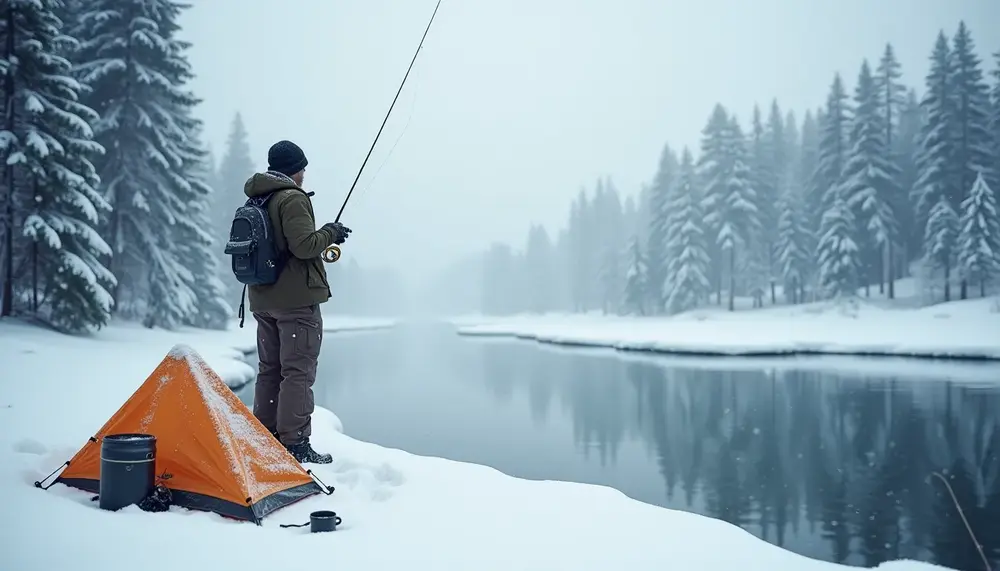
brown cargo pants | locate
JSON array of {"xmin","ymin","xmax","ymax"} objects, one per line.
[{"xmin": 252, "ymin": 304, "xmax": 324, "ymax": 446}]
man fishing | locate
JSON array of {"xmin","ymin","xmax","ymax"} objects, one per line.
[
  {"xmin": 243, "ymin": 140, "xmax": 351, "ymax": 464},
  {"xmin": 231, "ymin": 0, "xmax": 441, "ymax": 466}
]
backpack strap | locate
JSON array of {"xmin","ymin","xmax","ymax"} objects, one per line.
[{"xmin": 237, "ymin": 284, "xmax": 247, "ymax": 328}]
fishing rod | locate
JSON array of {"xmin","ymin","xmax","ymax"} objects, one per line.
[{"xmin": 323, "ymin": 0, "xmax": 443, "ymax": 264}]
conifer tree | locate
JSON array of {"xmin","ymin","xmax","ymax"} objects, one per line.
[
  {"xmin": 216, "ymin": 112, "xmax": 255, "ymax": 303},
  {"xmin": 701, "ymin": 113, "xmax": 758, "ymax": 311},
  {"xmin": 645, "ymin": 143, "xmax": 678, "ymax": 313},
  {"xmin": 776, "ymin": 184, "xmax": 810, "ymax": 304},
  {"xmin": 896, "ymin": 89, "xmax": 923, "ymax": 270},
  {"xmin": 754, "ymin": 102, "xmax": 781, "ymax": 303},
  {"xmin": 991, "ymin": 50, "xmax": 1000, "ymax": 204},
  {"xmin": 0, "ymin": 0, "xmax": 115, "ymax": 332},
  {"xmin": 817, "ymin": 192, "xmax": 860, "ymax": 299},
  {"xmin": 178, "ymin": 124, "xmax": 230, "ymax": 329},
  {"xmin": 72, "ymin": 0, "xmax": 217, "ymax": 328},
  {"xmin": 815, "ymin": 73, "xmax": 857, "ymax": 299},
  {"xmin": 949, "ymin": 22, "xmax": 993, "ymax": 299},
  {"xmin": 914, "ymin": 32, "xmax": 958, "ymax": 298},
  {"xmin": 622, "ymin": 235, "xmax": 647, "ymax": 315},
  {"xmin": 664, "ymin": 148, "xmax": 711, "ymax": 313},
  {"xmin": 697, "ymin": 103, "xmax": 732, "ymax": 305},
  {"xmin": 524, "ymin": 223, "xmax": 555, "ymax": 313},
  {"xmin": 567, "ymin": 190, "xmax": 589, "ymax": 311},
  {"xmin": 923, "ymin": 194, "xmax": 959, "ymax": 301},
  {"xmin": 597, "ymin": 177, "xmax": 625, "ymax": 313},
  {"xmin": 956, "ymin": 172, "xmax": 999, "ymax": 297},
  {"xmin": 843, "ymin": 60, "xmax": 898, "ymax": 297},
  {"xmin": 875, "ymin": 43, "xmax": 906, "ymax": 297}
]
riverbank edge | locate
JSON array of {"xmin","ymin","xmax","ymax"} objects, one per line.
[
  {"xmin": 226, "ymin": 321, "xmax": 398, "ymax": 391},
  {"xmin": 456, "ymin": 328, "xmax": 1000, "ymax": 362}
]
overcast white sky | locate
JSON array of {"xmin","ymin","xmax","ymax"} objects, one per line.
[{"xmin": 179, "ymin": 0, "xmax": 999, "ymax": 285}]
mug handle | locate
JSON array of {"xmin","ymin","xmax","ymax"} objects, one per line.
[{"xmin": 334, "ymin": 516, "xmax": 342, "ymax": 526}]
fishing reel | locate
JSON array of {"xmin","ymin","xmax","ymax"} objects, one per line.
[{"xmin": 322, "ymin": 245, "xmax": 341, "ymax": 263}]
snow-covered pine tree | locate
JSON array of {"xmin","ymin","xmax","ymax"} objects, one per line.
[
  {"xmin": 914, "ymin": 32, "xmax": 957, "ymax": 299},
  {"xmin": 895, "ymin": 89, "xmax": 923, "ymax": 273},
  {"xmin": 814, "ymin": 73, "xmax": 854, "ymax": 299},
  {"xmin": 567, "ymin": 190, "xmax": 589, "ymax": 311},
  {"xmin": 956, "ymin": 171, "xmax": 999, "ymax": 297},
  {"xmin": 622, "ymin": 235, "xmax": 647, "ymax": 315},
  {"xmin": 843, "ymin": 59, "xmax": 898, "ymax": 298},
  {"xmin": 645, "ymin": 142, "xmax": 678, "ymax": 313},
  {"xmin": 635, "ymin": 183, "xmax": 653, "ymax": 257},
  {"xmin": 875, "ymin": 43, "xmax": 907, "ymax": 298},
  {"xmin": 697, "ymin": 103, "xmax": 731, "ymax": 305},
  {"xmin": 784, "ymin": 110, "xmax": 800, "ymax": 174},
  {"xmin": 0, "ymin": 0, "xmax": 115, "ymax": 332},
  {"xmin": 524, "ymin": 223, "xmax": 555, "ymax": 313},
  {"xmin": 702, "ymin": 113, "xmax": 758, "ymax": 311},
  {"xmin": 72, "ymin": 0, "xmax": 212, "ymax": 328},
  {"xmin": 753, "ymin": 102, "xmax": 780, "ymax": 303},
  {"xmin": 816, "ymin": 189, "xmax": 860, "ymax": 299},
  {"xmin": 922, "ymin": 194, "xmax": 959, "ymax": 301},
  {"xmin": 775, "ymin": 182, "xmax": 810, "ymax": 304},
  {"xmin": 876, "ymin": 44, "xmax": 907, "ymax": 148},
  {"xmin": 597, "ymin": 177, "xmax": 626, "ymax": 314},
  {"xmin": 177, "ymin": 122, "xmax": 231, "ymax": 330},
  {"xmin": 797, "ymin": 111, "xmax": 821, "ymax": 290},
  {"xmin": 664, "ymin": 147, "xmax": 711, "ymax": 313},
  {"xmin": 992, "ymin": 50, "xmax": 1000, "ymax": 205},
  {"xmin": 949, "ymin": 22, "xmax": 994, "ymax": 300},
  {"xmin": 216, "ymin": 112, "xmax": 254, "ymax": 303}
]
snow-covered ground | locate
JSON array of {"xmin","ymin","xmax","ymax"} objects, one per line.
[
  {"xmin": 454, "ymin": 296, "xmax": 1000, "ymax": 361},
  {"xmin": 0, "ymin": 315, "xmax": 396, "ymax": 390},
  {"xmin": 0, "ymin": 319, "xmax": 951, "ymax": 570}
]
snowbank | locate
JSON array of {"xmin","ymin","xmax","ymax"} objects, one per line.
[
  {"xmin": 454, "ymin": 297, "xmax": 1000, "ymax": 361},
  {"xmin": 0, "ymin": 315, "xmax": 396, "ymax": 393},
  {"xmin": 0, "ymin": 319, "xmax": 952, "ymax": 570}
]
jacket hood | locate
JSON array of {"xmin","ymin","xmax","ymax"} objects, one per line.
[{"xmin": 244, "ymin": 170, "xmax": 302, "ymax": 198}]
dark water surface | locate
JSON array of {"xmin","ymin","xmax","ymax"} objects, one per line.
[{"xmin": 237, "ymin": 322, "xmax": 1000, "ymax": 570}]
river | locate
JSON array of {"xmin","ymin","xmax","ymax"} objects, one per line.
[{"xmin": 236, "ymin": 321, "xmax": 1000, "ymax": 571}]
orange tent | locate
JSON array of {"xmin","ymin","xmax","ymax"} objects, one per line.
[{"xmin": 47, "ymin": 344, "xmax": 327, "ymax": 523}]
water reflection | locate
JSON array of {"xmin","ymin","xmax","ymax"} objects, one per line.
[{"xmin": 237, "ymin": 324, "xmax": 1000, "ymax": 570}]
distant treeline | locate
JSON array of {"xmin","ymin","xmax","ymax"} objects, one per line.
[{"xmin": 463, "ymin": 22, "xmax": 999, "ymax": 317}]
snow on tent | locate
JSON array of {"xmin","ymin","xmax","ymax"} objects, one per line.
[{"xmin": 38, "ymin": 344, "xmax": 329, "ymax": 523}]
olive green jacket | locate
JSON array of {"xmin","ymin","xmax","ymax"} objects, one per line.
[{"xmin": 244, "ymin": 171, "xmax": 335, "ymax": 313}]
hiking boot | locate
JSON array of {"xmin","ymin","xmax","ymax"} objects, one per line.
[{"xmin": 286, "ymin": 440, "xmax": 332, "ymax": 464}]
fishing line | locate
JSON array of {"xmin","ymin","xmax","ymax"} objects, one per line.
[{"xmin": 359, "ymin": 69, "xmax": 421, "ymax": 196}]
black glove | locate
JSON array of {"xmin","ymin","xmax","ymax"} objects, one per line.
[{"xmin": 322, "ymin": 222, "xmax": 352, "ymax": 245}]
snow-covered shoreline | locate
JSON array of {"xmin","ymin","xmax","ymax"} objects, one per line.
[
  {"xmin": 0, "ymin": 316, "xmax": 397, "ymax": 391},
  {"xmin": 454, "ymin": 297, "xmax": 1000, "ymax": 362},
  {"xmin": 0, "ymin": 317, "xmax": 952, "ymax": 571}
]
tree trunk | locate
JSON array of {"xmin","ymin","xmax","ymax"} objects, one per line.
[
  {"xmin": 1, "ymin": 5, "xmax": 15, "ymax": 319},
  {"xmin": 980, "ymin": 279, "xmax": 985, "ymax": 298},
  {"xmin": 960, "ymin": 278, "xmax": 967, "ymax": 300},
  {"xmin": 31, "ymin": 238, "xmax": 37, "ymax": 312},
  {"xmin": 728, "ymin": 248, "xmax": 735, "ymax": 311},
  {"xmin": 30, "ymin": 178, "xmax": 38, "ymax": 312},
  {"xmin": 887, "ymin": 241, "xmax": 895, "ymax": 299},
  {"xmin": 1, "ymin": 201, "xmax": 11, "ymax": 317},
  {"xmin": 944, "ymin": 263, "xmax": 951, "ymax": 302},
  {"xmin": 769, "ymin": 247, "xmax": 776, "ymax": 304}
]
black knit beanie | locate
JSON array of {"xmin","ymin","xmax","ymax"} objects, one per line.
[{"xmin": 267, "ymin": 140, "xmax": 308, "ymax": 176}]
